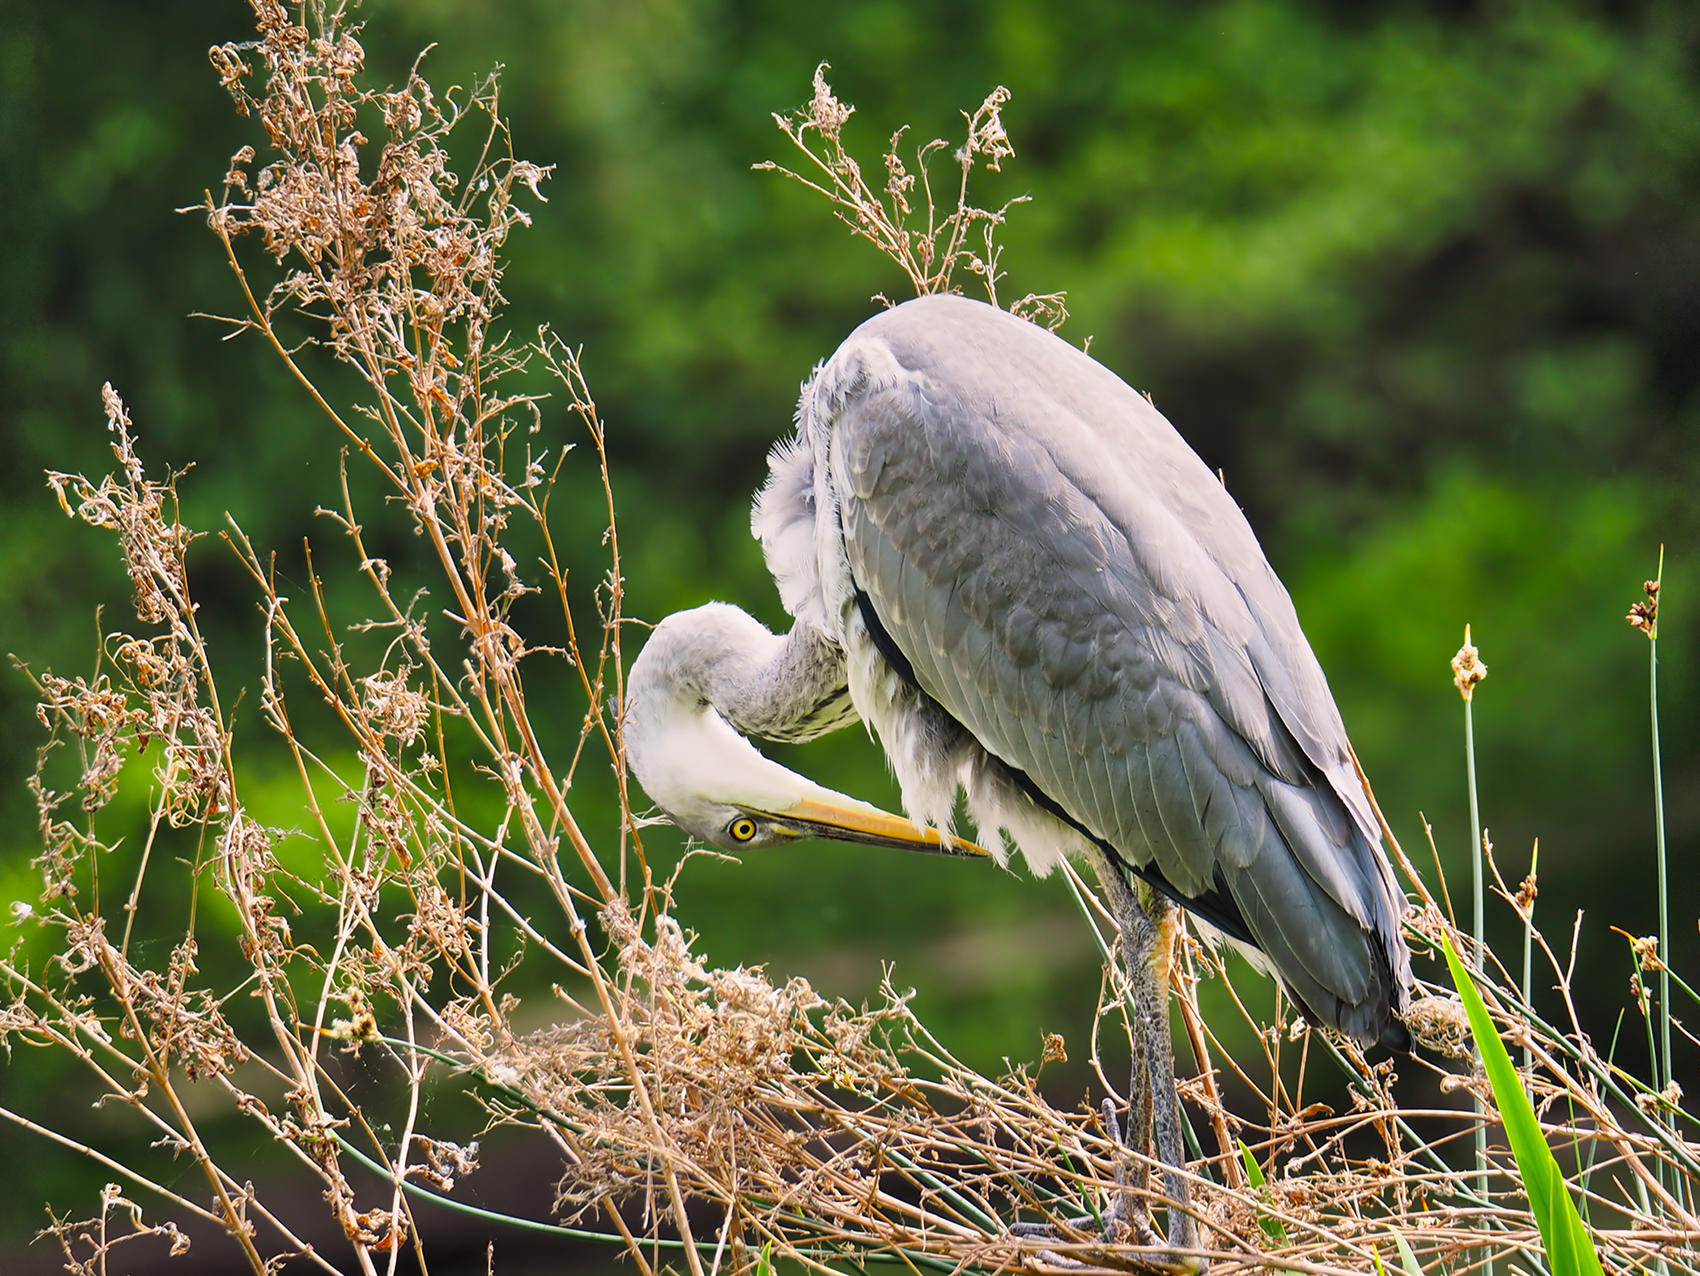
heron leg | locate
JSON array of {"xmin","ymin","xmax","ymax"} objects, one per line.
[
  {"xmin": 1089, "ymin": 850, "xmax": 1204, "ymax": 1268},
  {"xmin": 1135, "ymin": 891, "xmax": 1203, "ymax": 1262}
]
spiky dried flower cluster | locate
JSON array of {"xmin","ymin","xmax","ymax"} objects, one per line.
[
  {"xmin": 1451, "ymin": 624, "xmax": 1487, "ymax": 702},
  {"xmin": 1628, "ymin": 578, "xmax": 1659, "ymax": 637},
  {"xmin": 38, "ymin": 387, "xmax": 231, "ymax": 838},
  {"xmin": 7, "ymin": 5, "xmax": 1698, "ymax": 1276},
  {"xmin": 40, "ymin": 1184, "xmax": 192, "ymax": 1274},
  {"xmin": 18, "ymin": 382, "xmax": 335, "ymax": 1271},
  {"xmin": 209, "ymin": 0, "xmax": 547, "ymax": 397},
  {"xmin": 757, "ymin": 65, "xmax": 1069, "ymax": 329},
  {"xmin": 8, "ymin": 1, "xmax": 619, "ymax": 1268}
]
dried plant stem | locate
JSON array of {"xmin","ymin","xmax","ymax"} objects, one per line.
[
  {"xmin": 1460, "ymin": 626, "xmax": 1491, "ymax": 1264},
  {"xmin": 1523, "ymin": 841, "xmax": 1538, "ymax": 1071},
  {"xmin": 9, "ymin": 9, "xmax": 1698, "ymax": 1276},
  {"xmin": 204, "ymin": 31, "xmax": 698, "ymax": 1255},
  {"xmin": 1648, "ymin": 548, "xmax": 1669, "ymax": 1110},
  {"xmin": 0, "ymin": 1105, "xmax": 226, "ymax": 1230},
  {"xmin": 118, "ymin": 1007, "xmax": 271, "ymax": 1275},
  {"xmin": 757, "ymin": 66, "xmax": 1068, "ymax": 329}
]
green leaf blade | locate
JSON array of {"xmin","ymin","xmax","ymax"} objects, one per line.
[
  {"xmin": 1238, "ymin": 1139, "xmax": 1288, "ymax": 1244},
  {"xmin": 1441, "ymin": 932, "xmax": 1605, "ymax": 1276},
  {"xmin": 1392, "ymin": 1228, "xmax": 1423, "ymax": 1276}
]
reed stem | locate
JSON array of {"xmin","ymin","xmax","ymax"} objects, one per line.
[
  {"xmin": 1649, "ymin": 548, "xmax": 1669, "ymax": 1110},
  {"xmin": 1523, "ymin": 841, "xmax": 1538, "ymax": 1071},
  {"xmin": 1454, "ymin": 623, "xmax": 1491, "ymax": 1274},
  {"xmin": 1466, "ymin": 692, "xmax": 1490, "ymax": 1263}
]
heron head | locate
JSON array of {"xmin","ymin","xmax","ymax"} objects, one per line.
[
  {"xmin": 623, "ymin": 610, "xmax": 985, "ymax": 858},
  {"xmin": 623, "ymin": 703, "xmax": 983, "ymax": 856},
  {"xmin": 641, "ymin": 782, "xmax": 982, "ymax": 856}
]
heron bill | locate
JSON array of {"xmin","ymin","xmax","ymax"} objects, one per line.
[{"xmin": 752, "ymin": 797, "xmax": 990, "ymax": 858}]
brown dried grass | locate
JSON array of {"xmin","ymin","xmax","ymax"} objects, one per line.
[{"xmin": 7, "ymin": 4, "xmax": 1697, "ymax": 1274}]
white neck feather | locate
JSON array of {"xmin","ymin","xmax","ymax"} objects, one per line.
[{"xmin": 624, "ymin": 603, "xmax": 874, "ymax": 833}]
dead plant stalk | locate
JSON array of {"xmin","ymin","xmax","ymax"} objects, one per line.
[{"xmin": 5, "ymin": 5, "xmax": 1696, "ymax": 1275}]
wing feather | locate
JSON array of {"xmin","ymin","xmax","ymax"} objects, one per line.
[
  {"xmin": 1178, "ymin": 720, "xmax": 1237, "ymax": 861},
  {"xmin": 1147, "ymin": 733, "xmax": 1215, "ymax": 896},
  {"xmin": 822, "ymin": 294, "xmax": 1409, "ymax": 1039},
  {"xmin": 1097, "ymin": 705, "xmax": 1144, "ymax": 848}
]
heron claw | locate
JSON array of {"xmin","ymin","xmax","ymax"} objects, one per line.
[
  {"xmin": 1098, "ymin": 1098, "xmax": 1166, "ymax": 1248},
  {"xmin": 1006, "ymin": 1098, "xmax": 1201, "ymax": 1272}
]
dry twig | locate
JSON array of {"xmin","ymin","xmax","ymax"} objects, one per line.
[{"xmin": 6, "ymin": 6, "xmax": 1696, "ymax": 1276}]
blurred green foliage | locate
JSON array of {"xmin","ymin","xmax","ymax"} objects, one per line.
[{"xmin": 2, "ymin": 0, "xmax": 1697, "ymax": 1259}]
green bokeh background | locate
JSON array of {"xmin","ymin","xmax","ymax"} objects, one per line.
[{"xmin": 2, "ymin": 0, "xmax": 1697, "ymax": 1267}]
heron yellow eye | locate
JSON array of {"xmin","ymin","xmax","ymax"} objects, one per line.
[{"xmin": 728, "ymin": 817, "xmax": 758, "ymax": 843}]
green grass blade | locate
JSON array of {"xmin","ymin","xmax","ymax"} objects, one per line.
[
  {"xmin": 1442, "ymin": 932, "xmax": 1605, "ymax": 1276},
  {"xmin": 1238, "ymin": 1139, "xmax": 1289, "ymax": 1244},
  {"xmin": 1238, "ymin": 1139, "xmax": 1266, "ymax": 1189},
  {"xmin": 1392, "ymin": 1228, "xmax": 1423, "ymax": 1276}
]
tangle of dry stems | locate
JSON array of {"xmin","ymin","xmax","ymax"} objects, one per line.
[
  {"xmin": 756, "ymin": 64, "xmax": 1070, "ymax": 331},
  {"xmin": 5, "ymin": 4, "xmax": 1697, "ymax": 1275}
]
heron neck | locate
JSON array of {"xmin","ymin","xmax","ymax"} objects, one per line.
[
  {"xmin": 623, "ymin": 603, "xmax": 866, "ymax": 821},
  {"xmin": 634, "ymin": 603, "xmax": 853, "ymax": 745}
]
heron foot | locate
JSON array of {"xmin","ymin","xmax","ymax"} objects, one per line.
[
  {"xmin": 1109, "ymin": 1100, "xmax": 1209, "ymax": 1272},
  {"xmin": 1086, "ymin": 860, "xmax": 1210, "ymax": 1273},
  {"xmin": 1007, "ymin": 1101, "xmax": 1204, "ymax": 1272},
  {"xmin": 1108, "ymin": 1102, "xmax": 1210, "ymax": 1274}
]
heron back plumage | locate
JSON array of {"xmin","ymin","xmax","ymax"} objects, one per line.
[{"xmin": 766, "ymin": 293, "xmax": 1412, "ymax": 1048}]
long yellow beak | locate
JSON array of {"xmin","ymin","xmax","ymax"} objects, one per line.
[{"xmin": 753, "ymin": 797, "xmax": 990, "ymax": 858}]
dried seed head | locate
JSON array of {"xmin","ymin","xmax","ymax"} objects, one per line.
[
  {"xmin": 1451, "ymin": 625, "xmax": 1487, "ymax": 702},
  {"xmin": 805, "ymin": 63, "xmax": 852, "ymax": 136},
  {"xmin": 1010, "ymin": 292, "xmax": 1070, "ymax": 331},
  {"xmin": 1633, "ymin": 934, "xmax": 1663, "ymax": 972},
  {"xmin": 1610, "ymin": 925, "xmax": 1666, "ymax": 973},
  {"xmin": 963, "ymin": 86, "xmax": 1014, "ymax": 172},
  {"xmin": 883, "ymin": 127, "xmax": 914, "ymax": 216},
  {"xmin": 1405, "ymin": 994, "xmax": 1474, "ymax": 1060},
  {"xmin": 1628, "ymin": 578, "xmax": 1659, "ymax": 637}
]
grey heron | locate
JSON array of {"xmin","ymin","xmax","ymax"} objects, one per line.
[{"xmin": 624, "ymin": 294, "xmax": 1413, "ymax": 1258}]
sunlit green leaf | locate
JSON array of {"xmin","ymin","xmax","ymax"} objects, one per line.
[
  {"xmin": 1238, "ymin": 1139, "xmax": 1289, "ymax": 1245},
  {"xmin": 1441, "ymin": 932, "xmax": 1604, "ymax": 1276}
]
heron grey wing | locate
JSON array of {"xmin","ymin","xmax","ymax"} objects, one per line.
[
  {"xmin": 834, "ymin": 369, "xmax": 1268, "ymax": 903},
  {"xmin": 845, "ymin": 296, "xmax": 1380, "ymax": 848},
  {"xmin": 828, "ymin": 317, "xmax": 1399, "ymax": 1026},
  {"xmin": 1217, "ymin": 817, "xmax": 1383, "ymax": 1037}
]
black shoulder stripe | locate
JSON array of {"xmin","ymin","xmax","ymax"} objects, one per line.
[{"xmin": 856, "ymin": 588, "xmax": 920, "ymax": 686}]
